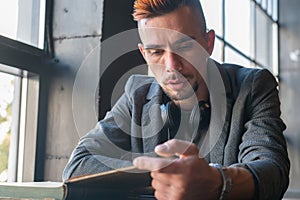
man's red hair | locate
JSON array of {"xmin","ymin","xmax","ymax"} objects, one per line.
[{"xmin": 133, "ymin": 0, "xmax": 206, "ymax": 33}]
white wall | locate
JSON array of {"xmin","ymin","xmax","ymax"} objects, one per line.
[{"xmin": 44, "ymin": 0, "xmax": 103, "ymax": 181}]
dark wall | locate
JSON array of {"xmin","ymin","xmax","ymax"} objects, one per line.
[{"xmin": 99, "ymin": 0, "xmax": 147, "ymax": 119}]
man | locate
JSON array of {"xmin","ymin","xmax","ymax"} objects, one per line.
[{"xmin": 63, "ymin": 0, "xmax": 290, "ymax": 199}]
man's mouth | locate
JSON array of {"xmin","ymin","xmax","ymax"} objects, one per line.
[{"xmin": 166, "ymin": 79, "xmax": 188, "ymax": 90}]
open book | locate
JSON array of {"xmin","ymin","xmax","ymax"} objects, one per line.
[{"xmin": 0, "ymin": 166, "xmax": 153, "ymax": 200}]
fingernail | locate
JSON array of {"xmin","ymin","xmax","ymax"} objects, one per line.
[{"xmin": 155, "ymin": 144, "xmax": 167, "ymax": 152}]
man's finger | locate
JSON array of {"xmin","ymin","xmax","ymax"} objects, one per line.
[
  {"xmin": 154, "ymin": 139, "xmax": 199, "ymax": 158},
  {"xmin": 133, "ymin": 156, "xmax": 175, "ymax": 171}
]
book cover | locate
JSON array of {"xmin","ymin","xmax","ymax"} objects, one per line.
[
  {"xmin": 0, "ymin": 181, "xmax": 65, "ymax": 200},
  {"xmin": 0, "ymin": 166, "xmax": 153, "ymax": 200},
  {"xmin": 65, "ymin": 166, "xmax": 153, "ymax": 200}
]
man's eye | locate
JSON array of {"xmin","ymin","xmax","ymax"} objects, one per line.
[
  {"xmin": 146, "ymin": 49, "xmax": 164, "ymax": 56},
  {"xmin": 177, "ymin": 44, "xmax": 193, "ymax": 52}
]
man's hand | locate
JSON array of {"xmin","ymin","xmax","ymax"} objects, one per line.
[{"xmin": 133, "ymin": 139, "xmax": 222, "ymax": 200}]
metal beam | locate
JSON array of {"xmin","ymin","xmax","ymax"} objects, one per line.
[{"xmin": 0, "ymin": 35, "xmax": 47, "ymax": 74}]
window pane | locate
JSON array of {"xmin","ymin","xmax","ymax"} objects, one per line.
[
  {"xmin": 0, "ymin": 1, "xmax": 18, "ymax": 40},
  {"xmin": 261, "ymin": 0, "xmax": 267, "ymax": 10},
  {"xmin": 267, "ymin": 0, "xmax": 273, "ymax": 16},
  {"xmin": 272, "ymin": 24, "xmax": 278, "ymax": 76},
  {"xmin": 0, "ymin": 0, "xmax": 46, "ymax": 48},
  {"xmin": 225, "ymin": 0, "xmax": 252, "ymax": 57},
  {"xmin": 211, "ymin": 38, "xmax": 223, "ymax": 63},
  {"xmin": 256, "ymin": 8, "xmax": 274, "ymax": 72},
  {"xmin": 224, "ymin": 46, "xmax": 251, "ymax": 68},
  {"xmin": 272, "ymin": 0, "xmax": 278, "ymax": 21},
  {"xmin": 201, "ymin": 0, "xmax": 223, "ymax": 37},
  {"xmin": 0, "ymin": 72, "xmax": 15, "ymax": 182}
]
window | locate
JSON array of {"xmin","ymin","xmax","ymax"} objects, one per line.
[
  {"xmin": 0, "ymin": 0, "xmax": 47, "ymax": 182},
  {"xmin": 225, "ymin": 0, "xmax": 252, "ymax": 58},
  {"xmin": 0, "ymin": 0, "xmax": 46, "ymax": 49},
  {"xmin": 202, "ymin": 0, "xmax": 279, "ymax": 76},
  {"xmin": 0, "ymin": 72, "xmax": 15, "ymax": 182}
]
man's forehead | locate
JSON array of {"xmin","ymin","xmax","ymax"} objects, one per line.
[
  {"xmin": 142, "ymin": 35, "xmax": 195, "ymax": 49},
  {"xmin": 138, "ymin": 26, "xmax": 195, "ymax": 45}
]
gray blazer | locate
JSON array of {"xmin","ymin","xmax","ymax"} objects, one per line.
[{"xmin": 63, "ymin": 60, "xmax": 289, "ymax": 200}]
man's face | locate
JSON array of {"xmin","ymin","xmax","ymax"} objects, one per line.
[{"xmin": 138, "ymin": 6, "xmax": 215, "ymax": 102}]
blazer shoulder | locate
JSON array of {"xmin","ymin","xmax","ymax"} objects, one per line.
[
  {"xmin": 215, "ymin": 61, "xmax": 276, "ymax": 100},
  {"xmin": 124, "ymin": 74, "xmax": 156, "ymax": 99},
  {"xmin": 220, "ymin": 63, "xmax": 274, "ymax": 85}
]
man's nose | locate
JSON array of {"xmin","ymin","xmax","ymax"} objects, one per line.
[{"xmin": 165, "ymin": 51, "xmax": 183, "ymax": 72}]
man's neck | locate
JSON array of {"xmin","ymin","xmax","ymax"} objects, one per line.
[{"xmin": 174, "ymin": 87, "xmax": 209, "ymax": 111}]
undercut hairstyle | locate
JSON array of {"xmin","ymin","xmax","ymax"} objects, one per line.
[{"xmin": 133, "ymin": 0, "xmax": 207, "ymax": 33}]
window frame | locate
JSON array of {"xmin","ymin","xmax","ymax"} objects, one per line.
[
  {"xmin": 205, "ymin": 0, "xmax": 279, "ymax": 78},
  {"xmin": 0, "ymin": 0, "xmax": 53, "ymax": 182}
]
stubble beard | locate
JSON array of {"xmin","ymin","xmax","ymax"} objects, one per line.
[{"xmin": 163, "ymin": 81, "xmax": 199, "ymax": 101}]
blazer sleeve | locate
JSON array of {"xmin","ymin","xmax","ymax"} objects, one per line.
[
  {"xmin": 62, "ymin": 76, "xmax": 138, "ymax": 180},
  {"xmin": 232, "ymin": 69, "xmax": 290, "ymax": 200}
]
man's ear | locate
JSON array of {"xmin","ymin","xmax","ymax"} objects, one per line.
[
  {"xmin": 206, "ymin": 30, "xmax": 215, "ymax": 56},
  {"xmin": 138, "ymin": 43, "xmax": 146, "ymax": 60}
]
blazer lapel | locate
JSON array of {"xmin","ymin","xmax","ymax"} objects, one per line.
[
  {"xmin": 141, "ymin": 82, "xmax": 165, "ymax": 155},
  {"xmin": 201, "ymin": 59, "xmax": 233, "ymax": 164}
]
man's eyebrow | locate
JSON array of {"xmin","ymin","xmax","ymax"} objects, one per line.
[
  {"xmin": 173, "ymin": 36, "xmax": 196, "ymax": 46},
  {"xmin": 143, "ymin": 36, "xmax": 195, "ymax": 49},
  {"xmin": 143, "ymin": 44, "xmax": 165, "ymax": 49}
]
